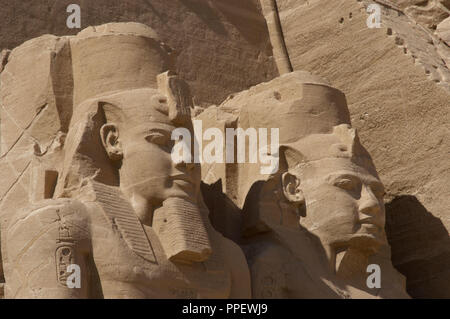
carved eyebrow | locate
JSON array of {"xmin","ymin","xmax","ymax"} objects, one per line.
[
  {"xmin": 325, "ymin": 172, "xmax": 384, "ymax": 192},
  {"xmin": 138, "ymin": 123, "xmax": 174, "ymax": 134},
  {"xmin": 325, "ymin": 173, "xmax": 361, "ymax": 184},
  {"xmin": 146, "ymin": 127, "xmax": 172, "ymax": 135}
]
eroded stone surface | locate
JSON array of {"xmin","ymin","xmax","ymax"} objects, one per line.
[
  {"xmin": 1, "ymin": 23, "xmax": 251, "ymax": 299},
  {"xmin": 198, "ymin": 71, "xmax": 409, "ymax": 298},
  {"xmin": 0, "ymin": 0, "xmax": 277, "ymax": 106},
  {"xmin": 0, "ymin": 22, "xmax": 410, "ymax": 299},
  {"xmin": 0, "ymin": 0, "xmax": 448, "ymax": 299},
  {"xmin": 270, "ymin": 0, "xmax": 450, "ymax": 298},
  {"xmin": 437, "ymin": 16, "xmax": 450, "ymax": 45}
]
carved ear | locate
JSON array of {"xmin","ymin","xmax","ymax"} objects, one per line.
[
  {"xmin": 281, "ymin": 172, "xmax": 305, "ymax": 205},
  {"xmin": 100, "ymin": 123, "xmax": 123, "ymax": 161}
]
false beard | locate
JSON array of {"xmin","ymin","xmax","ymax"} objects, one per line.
[{"xmin": 153, "ymin": 197, "xmax": 212, "ymax": 264}]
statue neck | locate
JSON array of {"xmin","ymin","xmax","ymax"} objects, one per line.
[
  {"xmin": 322, "ymin": 242, "xmax": 372, "ymax": 286},
  {"xmin": 119, "ymin": 179, "xmax": 157, "ymax": 226},
  {"xmin": 127, "ymin": 192, "xmax": 154, "ymax": 226}
]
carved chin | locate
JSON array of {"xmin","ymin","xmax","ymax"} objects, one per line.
[
  {"xmin": 347, "ymin": 232, "xmax": 386, "ymax": 253},
  {"xmin": 313, "ymin": 226, "xmax": 386, "ymax": 253}
]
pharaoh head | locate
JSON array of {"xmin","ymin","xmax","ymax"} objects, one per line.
[
  {"xmin": 236, "ymin": 72, "xmax": 387, "ymax": 257},
  {"xmin": 55, "ymin": 23, "xmax": 200, "ymax": 220},
  {"xmin": 280, "ymin": 124, "xmax": 387, "ymax": 253},
  {"xmin": 96, "ymin": 86, "xmax": 198, "ymax": 206},
  {"xmin": 52, "ymin": 23, "xmax": 212, "ymax": 263}
]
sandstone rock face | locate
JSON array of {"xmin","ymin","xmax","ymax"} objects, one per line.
[
  {"xmin": 380, "ymin": 1, "xmax": 450, "ymax": 29},
  {"xmin": 0, "ymin": 0, "xmax": 277, "ymax": 106},
  {"xmin": 0, "ymin": 1, "xmax": 448, "ymax": 299},
  {"xmin": 401, "ymin": 0, "xmax": 449, "ymax": 30},
  {"xmin": 0, "ymin": 22, "xmax": 410, "ymax": 299},
  {"xmin": 437, "ymin": 16, "xmax": 450, "ymax": 45},
  {"xmin": 272, "ymin": 0, "xmax": 450, "ymax": 298}
]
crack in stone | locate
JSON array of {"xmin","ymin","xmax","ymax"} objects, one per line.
[
  {"xmin": 0, "ymin": 160, "xmax": 31, "ymax": 202},
  {"xmin": 0, "ymin": 103, "xmax": 49, "ymax": 159}
]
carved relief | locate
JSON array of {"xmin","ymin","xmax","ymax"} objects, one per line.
[{"xmin": 55, "ymin": 245, "xmax": 76, "ymax": 286}]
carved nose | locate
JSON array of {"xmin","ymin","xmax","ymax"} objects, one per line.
[
  {"xmin": 358, "ymin": 186, "xmax": 384, "ymax": 226},
  {"xmin": 359, "ymin": 197, "xmax": 380, "ymax": 216}
]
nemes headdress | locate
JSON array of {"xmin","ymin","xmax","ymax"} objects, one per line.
[
  {"xmin": 227, "ymin": 71, "xmax": 356, "ymax": 207},
  {"xmin": 69, "ymin": 22, "xmax": 192, "ymax": 125},
  {"xmin": 58, "ymin": 23, "xmax": 193, "ymax": 194},
  {"xmin": 281, "ymin": 124, "xmax": 378, "ymax": 176},
  {"xmin": 58, "ymin": 23, "xmax": 210, "ymax": 264},
  {"xmin": 58, "ymin": 22, "xmax": 199, "ymax": 192}
]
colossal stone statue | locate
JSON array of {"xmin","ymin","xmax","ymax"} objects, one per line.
[
  {"xmin": 198, "ymin": 72, "xmax": 410, "ymax": 298},
  {"xmin": 0, "ymin": 22, "xmax": 409, "ymax": 299},
  {"xmin": 1, "ymin": 23, "xmax": 250, "ymax": 299}
]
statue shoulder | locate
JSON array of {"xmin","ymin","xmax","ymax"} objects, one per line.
[
  {"xmin": 6, "ymin": 198, "xmax": 91, "ymax": 247},
  {"xmin": 4, "ymin": 198, "xmax": 92, "ymax": 298}
]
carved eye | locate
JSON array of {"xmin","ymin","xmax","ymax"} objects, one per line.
[
  {"xmin": 333, "ymin": 178, "xmax": 356, "ymax": 191},
  {"xmin": 145, "ymin": 132, "xmax": 169, "ymax": 145}
]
